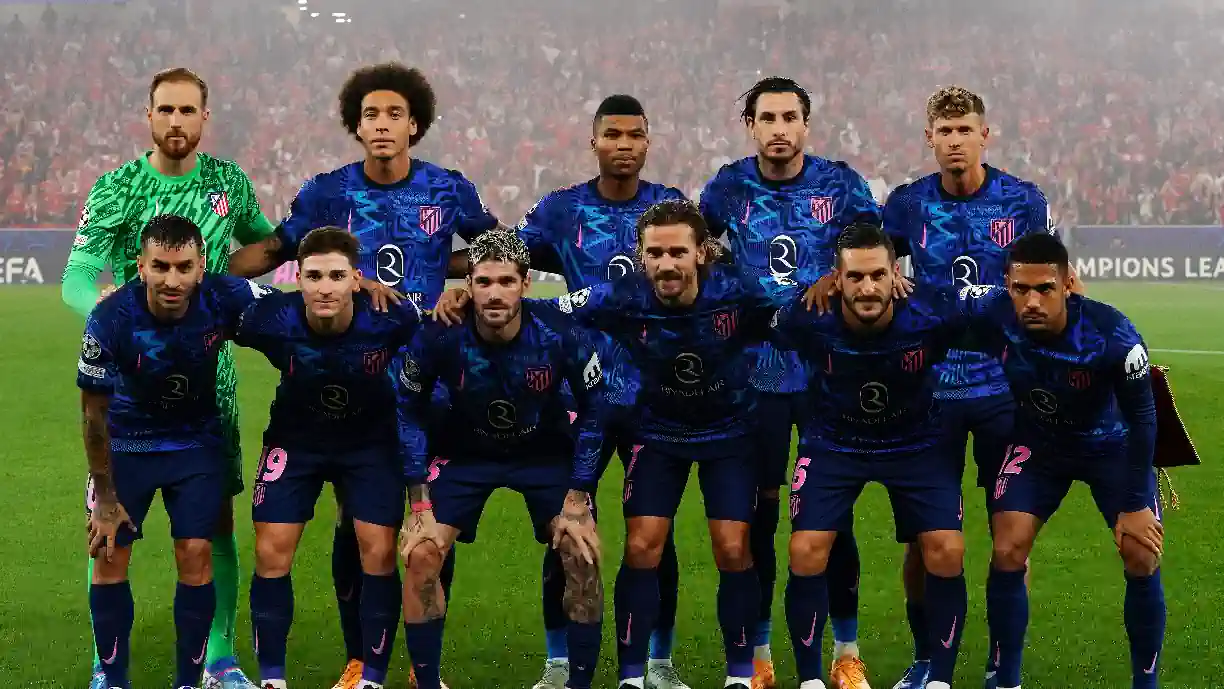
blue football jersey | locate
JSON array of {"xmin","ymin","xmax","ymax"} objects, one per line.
[
  {"xmin": 396, "ymin": 302, "xmax": 616, "ymax": 492},
  {"xmin": 517, "ymin": 178, "xmax": 686, "ymax": 289},
  {"xmin": 551, "ymin": 265, "xmax": 779, "ymax": 447},
  {"xmin": 884, "ymin": 166, "xmax": 1053, "ymax": 400},
  {"xmin": 771, "ymin": 286, "xmax": 966, "ymax": 456},
  {"xmin": 234, "ymin": 291, "xmax": 422, "ymax": 452},
  {"xmin": 276, "ymin": 160, "xmax": 498, "ymax": 306},
  {"xmin": 700, "ymin": 155, "xmax": 883, "ymax": 393},
  {"xmin": 76, "ymin": 275, "xmax": 274, "ymax": 452}
]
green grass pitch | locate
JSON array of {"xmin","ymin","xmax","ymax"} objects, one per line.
[{"xmin": 0, "ymin": 281, "xmax": 1219, "ymax": 687}]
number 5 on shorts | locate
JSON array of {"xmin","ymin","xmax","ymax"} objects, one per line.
[{"xmin": 792, "ymin": 456, "xmax": 812, "ymax": 491}]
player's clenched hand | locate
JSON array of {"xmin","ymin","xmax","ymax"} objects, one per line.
[
  {"xmin": 88, "ymin": 500, "xmax": 133, "ymax": 561},
  {"xmin": 803, "ymin": 273, "xmax": 838, "ymax": 314},
  {"xmin": 551, "ymin": 490, "xmax": 600, "ymax": 565},
  {"xmin": 400, "ymin": 508, "xmax": 446, "ymax": 560},
  {"xmin": 96, "ymin": 285, "xmax": 117, "ymax": 304},
  {"xmin": 359, "ymin": 278, "xmax": 404, "ymax": 312},
  {"xmin": 432, "ymin": 287, "xmax": 470, "ymax": 326},
  {"xmin": 1114, "ymin": 508, "xmax": 1164, "ymax": 557}
]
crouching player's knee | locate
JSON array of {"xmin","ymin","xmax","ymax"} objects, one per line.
[{"xmin": 403, "ymin": 541, "xmax": 448, "ymax": 622}]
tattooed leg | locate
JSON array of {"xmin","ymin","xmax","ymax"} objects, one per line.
[
  {"xmin": 560, "ymin": 523, "xmax": 604, "ymax": 688},
  {"xmin": 403, "ymin": 541, "xmax": 447, "ymax": 623}
]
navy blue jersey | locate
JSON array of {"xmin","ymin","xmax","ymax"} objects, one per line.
[
  {"xmin": 960, "ymin": 287, "xmax": 1157, "ymax": 510},
  {"xmin": 516, "ymin": 178, "xmax": 686, "ymax": 289},
  {"xmin": 772, "ymin": 286, "xmax": 966, "ymax": 456},
  {"xmin": 700, "ymin": 155, "xmax": 882, "ymax": 393},
  {"xmin": 396, "ymin": 302, "xmax": 619, "ymax": 492},
  {"xmin": 234, "ymin": 291, "xmax": 422, "ymax": 452},
  {"xmin": 76, "ymin": 275, "xmax": 274, "ymax": 452},
  {"xmin": 884, "ymin": 166, "xmax": 1053, "ymax": 401},
  {"xmin": 551, "ymin": 264, "xmax": 778, "ymax": 446},
  {"xmin": 276, "ymin": 160, "xmax": 498, "ymax": 306}
]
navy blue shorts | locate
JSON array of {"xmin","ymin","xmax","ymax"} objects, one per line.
[
  {"xmin": 790, "ymin": 443, "xmax": 963, "ymax": 543},
  {"xmin": 939, "ymin": 392, "xmax": 1016, "ymax": 489},
  {"xmin": 251, "ymin": 443, "xmax": 404, "ymax": 528},
  {"xmin": 622, "ymin": 438, "xmax": 756, "ymax": 523},
  {"xmin": 90, "ymin": 447, "xmax": 227, "ymax": 548},
  {"xmin": 989, "ymin": 442, "xmax": 1163, "ymax": 526},
  {"xmin": 756, "ymin": 392, "xmax": 807, "ymax": 488},
  {"xmin": 427, "ymin": 456, "xmax": 569, "ymax": 544}
]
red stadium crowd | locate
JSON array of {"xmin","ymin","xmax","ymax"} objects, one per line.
[{"xmin": 3, "ymin": 0, "xmax": 1223, "ymax": 229}]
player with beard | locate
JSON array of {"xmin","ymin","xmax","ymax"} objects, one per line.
[
  {"xmin": 774, "ymin": 224, "xmax": 971, "ymax": 689},
  {"xmin": 699, "ymin": 77, "xmax": 884, "ymax": 689},
  {"xmin": 432, "ymin": 94, "xmax": 690, "ymax": 689},
  {"xmin": 228, "ymin": 62, "xmax": 497, "ymax": 689},
  {"xmin": 78, "ymin": 215, "xmax": 275, "ymax": 689},
  {"xmin": 397, "ymin": 230, "xmax": 618, "ymax": 689},
  {"xmin": 64, "ymin": 67, "xmax": 275, "ymax": 689},
  {"xmin": 551, "ymin": 200, "xmax": 790, "ymax": 689}
]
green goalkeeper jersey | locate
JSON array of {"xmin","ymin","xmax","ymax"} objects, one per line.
[{"xmin": 66, "ymin": 151, "xmax": 275, "ymax": 285}]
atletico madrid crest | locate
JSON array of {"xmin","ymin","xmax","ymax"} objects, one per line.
[
  {"xmin": 810, "ymin": 196, "xmax": 834, "ymax": 224},
  {"xmin": 990, "ymin": 218, "xmax": 1015, "ymax": 247},
  {"xmin": 526, "ymin": 365, "xmax": 552, "ymax": 392},
  {"xmin": 901, "ymin": 348, "xmax": 925, "ymax": 373},
  {"xmin": 420, "ymin": 205, "xmax": 441, "ymax": 235},
  {"xmin": 208, "ymin": 191, "xmax": 230, "ymax": 217}
]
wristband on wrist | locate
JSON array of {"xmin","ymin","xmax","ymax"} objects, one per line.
[{"xmin": 411, "ymin": 500, "xmax": 433, "ymax": 513}]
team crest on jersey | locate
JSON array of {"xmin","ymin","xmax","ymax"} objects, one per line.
[
  {"xmin": 208, "ymin": 191, "xmax": 230, "ymax": 217},
  {"xmin": 712, "ymin": 310, "xmax": 738, "ymax": 339},
  {"xmin": 810, "ymin": 196, "xmax": 834, "ymax": 224},
  {"xmin": 364, "ymin": 348, "xmax": 390, "ymax": 375},
  {"xmin": 1069, "ymin": 369, "xmax": 1092, "ymax": 390},
  {"xmin": 990, "ymin": 218, "xmax": 1015, "ymax": 247},
  {"xmin": 901, "ymin": 348, "xmax": 925, "ymax": 373},
  {"xmin": 420, "ymin": 205, "xmax": 441, "ymax": 235},
  {"xmin": 526, "ymin": 365, "xmax": 552, "ymax": 392}
]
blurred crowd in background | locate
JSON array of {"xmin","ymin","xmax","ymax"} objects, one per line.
[{"xmin": 3, "ymin": 0, "xmax": 1224, "ymax": 228}]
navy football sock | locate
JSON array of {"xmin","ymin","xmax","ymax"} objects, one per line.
[
  {"xmin": 1125, "ymin": 570, "xmax": 1165, "ymax": 689},
  {"xmin": 785, "ymin": 571, "xmax": 828, "ymax": 683},
  {"xmin": 250, "ymin": 573, "xmax": 293, "ymax": 681},
  {"xmin": 542, "ymin": 547, "xmax": 569, "ymax": 659},
  {"xmin": 614, "ymin": 564, "xmax": 658, "ymax": 680},
  {"xmin": 650, "ymin": 528, "xmax": 680, "ymax": 659},
  {"xmin": 924, "ymin": 572, "xmax": 967, "ymax": 685},
  {"xmin": 360, "ymin": 572, "xmax": 401, "ymax": 684},
  {"xmin": 402, "ymin": 619, "xmax": 445, "ymax": 689},
  {"xmin": 332, "ymin": 519, "xmax": 364, "ymax": 662},
  {"xmin": 717, "ymin": 568, "xmax": 759, "ymax": 679},
  {"xmin": 174, "ymin": 581, "xmax": 215, "ymax": 688},
  {"xmin": 90, "ymin": 581, "xmax": 134, "ymax": 688},
  {"xmin": 986, "ymin": 566, "xmax": 1027, "ymax": 688},
  {"xmin": 749, "ymin": 496, "xmax": 780, "ymax": 648}
]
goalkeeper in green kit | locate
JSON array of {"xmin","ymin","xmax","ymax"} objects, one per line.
[{"xmin": 63, "ymin": 68, "xmax": 270, "ymax": 689}]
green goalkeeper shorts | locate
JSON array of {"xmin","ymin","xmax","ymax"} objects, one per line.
[{"xmin": 217, "ymin": 343, "xmax": 244, "ymax": 496}]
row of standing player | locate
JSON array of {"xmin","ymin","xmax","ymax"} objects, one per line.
[{"xmin": 68, "ymin": 60, "xmax": 1167, "ymax": 689}]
